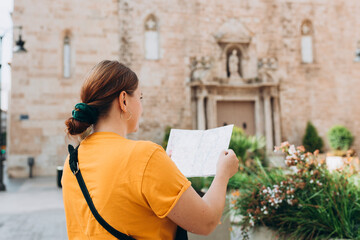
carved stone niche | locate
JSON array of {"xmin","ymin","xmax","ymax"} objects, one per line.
[{"xmin": 213, "ymin": 18, "xmax": 257, "ymax": 83}]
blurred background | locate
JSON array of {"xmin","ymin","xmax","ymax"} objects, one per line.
[{"xmin": 0, "ymin": 0, "xmax": 360, "ymax": 239}]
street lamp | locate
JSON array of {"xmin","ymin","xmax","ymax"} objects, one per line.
[
  {"xmin": 0, "ymin": 25, "xmax": 27, "ymax": 191},
  {"xmin": 12, "ymin": 26, "xmax": 27, "ymax": 53}
]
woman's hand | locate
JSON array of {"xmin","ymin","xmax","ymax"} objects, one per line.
[
  {"xmin": 216, "ymin": 149, "xmax": 239, "ymax": 180},
  {"xmin": 168, "ymin": 150, "xmax": 239, "ymax": 235}
]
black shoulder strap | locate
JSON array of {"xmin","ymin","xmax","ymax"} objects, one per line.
[{"xmin": 68, "ymin": 144, "xmax": 135, "ymax": 240}]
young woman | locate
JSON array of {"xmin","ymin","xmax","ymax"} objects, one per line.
[{"xmin": 62, "ymin": 60, "xmax": 239, "ymax": 240}]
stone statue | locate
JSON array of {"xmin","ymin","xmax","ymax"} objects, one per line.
[{"xmin": 228, "ymin": 49, "xmax": 241, "ymax": 81}]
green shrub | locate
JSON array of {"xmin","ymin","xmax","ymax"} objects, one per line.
[
  {"xmin": 302, "ymin": 121, "xmax": 324, "ymax": 153},
  {"xmin": 327, "ymin": 125, "xmax": 354, "ymax": 151},
  {"xmin": 233, "ymin": 143, "xmax": 360, "ymax": 239},
  {"xmin": 228, "ymin": 126, "xmax": 266, "ymax": 166},
  {"xmin": 162, "ymin": 126, "xmax": 172, "ymax": 149}
]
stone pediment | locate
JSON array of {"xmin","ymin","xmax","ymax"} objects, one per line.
[{"xmin": 214, "ymin": 18, "xmax": 253, "ymax": 44}]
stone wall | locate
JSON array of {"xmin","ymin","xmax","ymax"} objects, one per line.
[
  {"xmin": 9, "ymin": 0, "xmax": 121, "ymax": 177},
  {"xmin": 9, "ymin": 0, "xmax": 360, "ymax": 177}
]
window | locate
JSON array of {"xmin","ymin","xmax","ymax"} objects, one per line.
[
  {"xmin": 301, "ymin": 20, "xmax": 314, "ymax": 64},
  {"xmin": 63, "ymin": 35, "xmax": 71, "ymax": 78},
  {"xmin": 145, "ymin": 15, "xmax": 159, "ymax": 60}
]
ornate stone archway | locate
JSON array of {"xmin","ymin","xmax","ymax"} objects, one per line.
[{"xmin": 189, "ymin": 19, "xmax": 284, "ymax": 151}]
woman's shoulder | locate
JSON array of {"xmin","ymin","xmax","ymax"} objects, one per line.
[{"xmin": 134, "ymin": 140, "xmax": 166, "ymax": 155}]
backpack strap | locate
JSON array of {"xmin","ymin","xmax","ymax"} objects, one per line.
[{"xmin": 68, "ymin": 144, "xmax": 135, "ymax": 240}]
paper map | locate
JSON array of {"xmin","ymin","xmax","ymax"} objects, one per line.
[{"xmin": 166, "ymin": 125, "xmax": 234, "ymax": 177}]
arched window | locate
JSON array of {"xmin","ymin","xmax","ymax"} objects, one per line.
[
  {"xmin": 301, "ymin": 20, "xmax": 314, "ymax": 64},
  {"xmin": 63, "ymin": 35, "xmax": 71, "ymax": 78},
  {"xmin": 145, "ymin": 15, "xmax": 159, "ymax": 60}
]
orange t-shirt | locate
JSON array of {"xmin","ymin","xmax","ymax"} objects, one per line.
[{"xmin": 62, "ymin": 132, "xmax": 191, "ymax": 240}]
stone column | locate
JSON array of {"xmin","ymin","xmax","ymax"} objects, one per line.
[
  {"xmin": 206, "ymin": 95, "xmax": 216, "ymax": 129},
  {"xmin": 264, "ymin": 89, "xmax": 273, "ymax": 151},
  {"xmin": 273, "ymin": 95, "xmax": 282, "ymax": 147},
  {"xmin": 191, "ymin": 88, "xmax": 198, "ymax": 129},
  {"xmin": 255, "ymin": 95, "xmax": 262, "ymax": 138},
  {"xmin": 197, "ymin": 88, "xmax": 206, "ymax": 130}
]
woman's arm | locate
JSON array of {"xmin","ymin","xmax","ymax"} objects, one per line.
[{"xmin": 167, "ymin": 150, "xmax": 239, "ymax": 235}]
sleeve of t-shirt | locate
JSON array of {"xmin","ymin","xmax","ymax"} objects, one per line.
[{"xmin": 141, "ymin": 146, "xmax": 191, "ymax": 218}]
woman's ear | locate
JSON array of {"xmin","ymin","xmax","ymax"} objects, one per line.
[{"xmin": 118, "ymin": 91, "xmax": 128, "ymax": 112}]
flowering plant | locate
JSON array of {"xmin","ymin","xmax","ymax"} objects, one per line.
[{"xmin": 230, "ymin": 142, "xmax": 360, "ymax": 240}]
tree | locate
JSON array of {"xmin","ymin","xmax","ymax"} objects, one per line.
[{"xmin": 302, "ymin": 122, "xmax": 324, "ymax": 153}]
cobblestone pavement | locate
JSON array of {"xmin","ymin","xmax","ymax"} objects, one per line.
[{"xmin": 0, "ymin": 172, "xmax": 67, "ymax": 240}]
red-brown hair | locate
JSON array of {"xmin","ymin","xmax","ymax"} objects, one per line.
[{"xmin": 65, "ymin": 60, "xmax": 139, "ymax": 135}]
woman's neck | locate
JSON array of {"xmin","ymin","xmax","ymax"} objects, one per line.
[{"xmin": 93, "ymin": 116, "xmax": 128, "ymax": 138}]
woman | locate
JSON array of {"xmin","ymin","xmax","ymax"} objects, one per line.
[{"xmin": 62, "ymin": 60, "xmax": 239, "ymax": 240}]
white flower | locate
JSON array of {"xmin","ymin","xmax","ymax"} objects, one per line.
[
  {"xmin": 249, "ymin": 219, "xmax": 255, "ymax": 227},
  {"xmin": 288, "ymin": 145, "xmax": 296, "ymax": 155},
  {"xmin": 264, "ymin": 210, "xmax": 268, "ymax": 215},
  {"xmin": 310, "ymin": 179, "xmax": 314, "ymax": 184}
]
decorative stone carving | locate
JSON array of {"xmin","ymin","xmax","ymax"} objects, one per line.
[
  {"xmin": 190, "ymin": 56, "xmax": 213, "ymax": 83},
  {"xmin": 213, "ymin": 19, "xmax": 256, "ymax": 83},
  {"xmin": 214, "ymin": 18, "xmax": 253, "ymax": 44},
  {"xmin": 301, "ymin": 22, "xmax": 312, "ymax": 35},
  {"xmin": 145, "ymin": 17, "xmax": 157, "ymax": 31},
  {"xmin": 228, "ymin": 49, "xmax": 242, "ymax": 82},
  {"xmin": 258, "ymin": 57, "xmax": 281, "ymax": 83}
]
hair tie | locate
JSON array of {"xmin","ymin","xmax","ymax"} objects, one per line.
[{"xmin": 72, "ymin": 103, "xmax": 99, "ymax": 124}]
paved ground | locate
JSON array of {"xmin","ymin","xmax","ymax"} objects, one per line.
[
  {"xmin": 0, "ymin": 168, "xmax": 231, "ymax": 240},
  {"xmin": 0, "ymin": 170, "xmax": 67, "ymax": 240}
]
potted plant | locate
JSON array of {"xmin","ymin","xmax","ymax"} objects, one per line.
[{"xmin": 326, "ymin": 125, "xmax": 354, "ymax": 171}]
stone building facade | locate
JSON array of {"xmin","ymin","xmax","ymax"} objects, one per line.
[{"xmin": 8, "ymin": 0, "xmax": 360, "ymax": 177}]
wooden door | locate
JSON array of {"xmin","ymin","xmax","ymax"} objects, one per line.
[{"xmin": 216, "ymin": 101, "xmax": 255, "ymax": 135}]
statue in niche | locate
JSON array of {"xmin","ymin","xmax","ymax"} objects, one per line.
[{"xmin": 228, "ymin": 49, "xmax": 241, "ymax": 81}]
